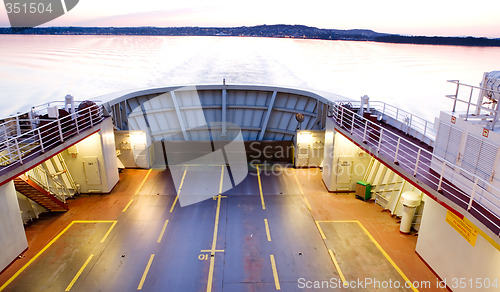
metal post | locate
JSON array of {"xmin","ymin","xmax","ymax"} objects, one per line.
[
  {"xmin": 350, "ymin": 111, "xmax": 355, "ymax": 134},
  {"xmin": 396, "ymin": 108, "xmax": 399, "ymax": 121},
  {"xmin": 15, "ymin": 116, "xmax": 21, "ymax": 136},
  {"xmin": 57, "ymin": 119, "xmax": 64, "ymax": 142},
  {"xmin": 423, "ymin": 121, "xmax": 428, "ymax": 138},
  {"xmin": 467, "ymin": 178, "xmax": 478, "ymax": 211},
  {"xmin": 14, "ymin": 138, "xmax": 23, "ymax": 164},
  {"xmin": 28, "ymin": 110, "xmax": 35, "ymax": 130},
  {"xmin": 377, "ymin": 128, "xmax": 383, "ymax": 153},
  {"xmin": 452, "ymin": 82, "xmax": 460, "ymax": 112},
  {"xmin": 340, "ymin": 106, "xmax": 344, "ymax": 128},
  {"xmin": 38, "ymin": 128, "xmax": 45, "ymax": 153},
  {"xmin": 394, "ymin": 137, "xmax": 401, "ymax": 164},
  {"xmin": 89, "ymin": 107, "xmax": 94, "ymax": 128},
  {"xmin": 74, "ymin": 113, "xmax": 80, "ymax": 134},
  {"xmin": 363, "ymin": 120, "xmax": 368, "ymax": 143},
  {"xmin": 408, "ymin": 115, "xmax": 413, "ymax": 135},
  {"xmin": 437, "ymin": 160, "xmax": 446, "ymax": 192},
  {"xmin": 465, "ymin": 87, "xmax": 474, "ymax": 121},
  {"xmin": 382, "ymin": 103, "xmax": 386, "ymax": 116},
  {"xmin": 414, "ymin": 148, "xmax": 421, "ymax": 177}
]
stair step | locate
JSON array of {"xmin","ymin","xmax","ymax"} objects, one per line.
[{"xmin": 14, "ymin": 176, "xmax": 68, "ymax": 212}]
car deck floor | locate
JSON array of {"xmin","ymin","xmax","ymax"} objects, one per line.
[{"xmin": 0, "ymin": 167, "xmax": 446, "ymax": 291}]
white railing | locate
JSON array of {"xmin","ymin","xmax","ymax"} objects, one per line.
[
  {"xmin": 26, "ymin": 166, "xmax": 70, "ymax": 203},
  {"xmin": 331, "ymin": 103, "xmax": 500, "ymax": 236},
  {"xmin": 447, "ymin": 80, "xmax": 500, "ymax": 130},
  {"xmin": 0, "ymin": 100, "xmax": 102, "ymax": 143},
  {"xmin": 334, "ymin": 100, "xmax": 436, "ymax": 143},
  {"xmin": 0, "ymin": 103, "xmax": 104, "ymax": 170}
]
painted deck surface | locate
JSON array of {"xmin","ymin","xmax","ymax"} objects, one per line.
[{"xmin": 0, "ymin": 168, "xmax": 445, "ymax": 291}]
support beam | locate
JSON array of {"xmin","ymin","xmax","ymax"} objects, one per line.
[
  {"xmin": 258, "ymin": 91, "xmax": 277, "ymax": 141},
  {"xmin": 170, "ymin": 92, "xmax": 189, "ymax": 140},
  {"xmin": 222, "ymin": 89, "xmax": 227, "ymax": 137},
  {"xmin": 139, "ymin": 102, "xmax": 155, "ymax": 139}
]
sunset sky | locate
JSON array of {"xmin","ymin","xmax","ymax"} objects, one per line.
[{"xmin": 1, "ymin": 0, "xmax": 500, "ymax": 38}]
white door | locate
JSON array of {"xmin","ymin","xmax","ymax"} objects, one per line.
[
  {"xmin": 336, "ymin": 156, "xmax": 352, "ymax": 184},
  {"xmin": 83, "ymin": 156, "xmax": 101, "ymax": 185}
]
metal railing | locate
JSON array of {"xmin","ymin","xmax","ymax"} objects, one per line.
[
  {"xmin": 447, "ymin": 80, "xmax": 500, "ymax": 130},
  {"xmin": 334, "ymin": 100, "xmax": 436, "ymax": 144},
  {"xmin": 25, "ymin": 165, "xmax": 70, "ymax": 203},
  {"xmin": 0, "ymin": 100, "xmax": 102, "ymax": 143},
  {"xmin": 331, "ymin": 102, "xmax": 500, "ymax": 236},
  {"xmin": 0, "ymin": 103, "xmax": 104, "ymax": 169}
]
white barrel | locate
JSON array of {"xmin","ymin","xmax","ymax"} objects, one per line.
[{"xmin": 399, "ymin": 191, "xmax": 422, "ymax": 234}]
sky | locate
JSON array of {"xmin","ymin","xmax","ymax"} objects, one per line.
[{"xmin": 1, "ymin": 0, "xmax": 500, "ymax": 38}]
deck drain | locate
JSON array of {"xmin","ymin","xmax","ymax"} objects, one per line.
[
  {"xmin": 121, "ymin": 254, "xmax": 126, "ymax": 258},
  {"xmin": 298, "ymin": 252, "xmax": 303, "ymax": 255}
]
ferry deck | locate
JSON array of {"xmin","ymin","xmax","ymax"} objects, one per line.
[
  {"xmin": 1, "ymin": 80, "xmax": 500, "ymax": 291},
  {"xmin": 0, "ymin": 166, "xmax": 443, "ymax": 291}
]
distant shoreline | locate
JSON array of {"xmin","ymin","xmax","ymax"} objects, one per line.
[{"xmin": 1, "ymin": 25, "xmax": 500, "ymax": 47}]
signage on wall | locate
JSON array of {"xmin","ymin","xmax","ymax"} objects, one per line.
[
  {"xmin": 451, "ymin": 116, "xmax": 456, "ymax": 124},
  {"xmin": 445, "ymin": 211, "xmax": 478, "ymax": 247},
  {"xmin": 483, "ymin": 128, "xmax": 489, "ymax": 138}
]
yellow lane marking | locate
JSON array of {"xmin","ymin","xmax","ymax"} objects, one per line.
[
  {"xmin": 355, "ymin": 221, "xmax": 418, "ymax": 292},
  {"xmin": 65, "ymin": 254, "xmax": 94, "ymax": 291},
  {"xmin": 0, "ymin": 221, "xmax": 116, "ymax": 292},
  {"xmin": 122, "ymin": 199, "xmax": 134, "ymax": 213},
  {"xmin": 219, "ymin": 165, "xmax": 225, "ymax": 194},
  {"xmin": 294, "ymin": 169, "xmax": 311, "ymax": 210},
  {"xmin": 169, "ymin": 196, "xmax": 178, "ymax": 213},
  {"xmin": 256, "ymin": 165, "xmax": 266, "ymax": 210},
  {"xmin": 138, "ymin": 254, "xmax": 155, "ymax": 290},
  {"xmin": 270, "ymin": 254, "xmax": 281, "ymax": 290},
  {"xmin": 135, "ymin": 169, "xmax": 152, "ymax": 195},
  {"xmin": 302, "ymin": 196, "xmax": 312, "ymax": 211},
  {"xmin": 157, "ymin": 220, "xmax": 169, "ymax": 243},
  {"xmin": 328, "ymin": 249, "xmax": 347, "ymax": 285},
  {"xmin": 100, "ymin": 221, "xmax": 117, "ymax": 243},
  {"xmin": 206, "ymin": 165, "xmax": 225, "ymax": 292},
  {"xmin": 293, "ymin": 170, "xmax": 304, "ymax": 194},
  {"xmin": 200, "ymin": 250, "xmax": 224, "ymax": 253},
  {"xmin": 207, "ymin": 255, "xmax": 216, "ymax": 292},
  {"xmin": 170, "ymin": 168, "xmax": 188, "ymax": 213},
  {"xmin": 317, "ymin": 220, "xmax": 418, "ymax": 292},
  {"xmin": 264, "ymin": 219, "xmax": 272, "ymax": 241},
  {"xmin": 315, "ymin": 221, "xmax": 327, "ymax": 239}
]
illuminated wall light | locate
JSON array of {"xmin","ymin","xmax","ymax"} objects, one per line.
[
  {"xmin": 130, "ymin": 131, "xmax": 147, "ymax": 145},
  {"xmin": 298, "ymin": 131, "xmax": 312, "ymax": 143}
]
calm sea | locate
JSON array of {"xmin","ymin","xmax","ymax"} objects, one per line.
[{"xmin": 1, "ymin": 35, "xmax": 500, "ymax": 120}]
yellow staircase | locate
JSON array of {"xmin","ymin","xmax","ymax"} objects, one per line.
[{"xmin": 14, "ymin": 174, "xmax": 68, "ymax": 212}]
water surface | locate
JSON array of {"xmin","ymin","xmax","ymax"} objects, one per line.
[{"xmin": 1, "ymin": 35, "xmax": 500, "ymax": 120}]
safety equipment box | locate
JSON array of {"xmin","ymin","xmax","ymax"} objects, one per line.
[{"xmin": 356, "ymin": 181, "xmax": 371, "ymax": 201}]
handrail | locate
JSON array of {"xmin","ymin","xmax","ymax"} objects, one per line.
[
  {"xmin": 0, "ymin": 104, "xmax": 104, "ymax": 170},
  {"xmin": 334, "ymin": 100, "xmax": 436, "ymax": 143},
  {"xmin": 446, "ymin": 80, "xmax": 500, "ymax": 129},
  {"xmin": 331, "ymin": 102, "xmax": 500, "ymax": 235},
  {"xmin": 25, "ymin": 166, "xmax": 69, "ymax": 203},
  {"xmin": 0, "ymin": 99, "xmax": 104, "ymax": 141}
]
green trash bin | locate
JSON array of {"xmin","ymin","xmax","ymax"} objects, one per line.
[{"xmin": 356, "ymin": 181, "xmax": 371, "ymax": 201}]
